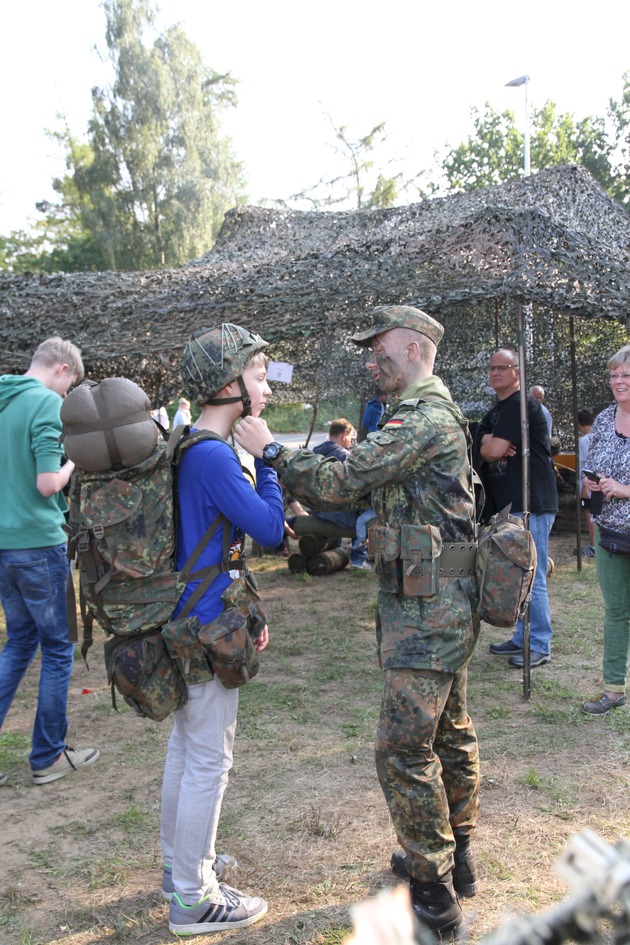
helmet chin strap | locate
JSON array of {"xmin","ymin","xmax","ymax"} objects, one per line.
[{"xmin": 205, "ymin": 376, "xmax": 252, "ymax": 416}]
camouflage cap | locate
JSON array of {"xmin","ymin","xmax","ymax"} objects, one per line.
[
  {"xmin": 180, "ymin": 323, "xmax": 268, "ymax": 405},
  {"xmin": 351, "ymin": 305, "xmax": 444, "ymax": 348}
]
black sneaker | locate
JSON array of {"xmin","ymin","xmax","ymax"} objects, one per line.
[
  {"xmin": 391, "ymin": 840, "xmax": 477, "ymax": 899},
  {"xmin": 410, "ymin": 877, "xmax": 462, "ymax": 937},
  {"xmin": 489, "ymin": 639, "xmax": 522, "ymax": 656}
]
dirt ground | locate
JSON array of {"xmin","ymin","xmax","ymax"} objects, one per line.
[{"xmin": 1, "ymin": 531, "xmax": 628, "ymax": 945}]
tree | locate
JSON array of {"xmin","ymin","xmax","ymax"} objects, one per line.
[
  {"xmin": 278, "ymin": 116, "xmax": 427, "ymax": 211},
  {"xmin": 608, "ymin": 71, "xmax": 630, "ymax": 206},
  {"xmin": 440, "ymin": 101, "xmax": 615, "ymax": 195},
  {"xmin": 27, "ymin": 0, "xmax": 245, "ymax": 273}
]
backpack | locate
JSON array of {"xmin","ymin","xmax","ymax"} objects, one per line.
[
  {"xmin": 61, "ymin": 378, "xmax": 261, "ymax": 721},
  {"xmin": 475, "ymin": 504, "xmax": 537, "ymax": 627}
]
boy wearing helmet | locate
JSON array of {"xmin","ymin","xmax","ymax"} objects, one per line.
[{"xmin": 162, "ymin": 324, "xmax": 284, "ymax": 935}]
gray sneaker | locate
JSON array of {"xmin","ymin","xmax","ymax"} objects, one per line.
[
  {"xmin": 162, "ymin": 854, "xmax": 238, "ymax": 901},
  {"xmin": 32, "ymin": 747, "xmax": 100, "ymax": 785},
  {"xmin": 0, "ymin": 772, "xmax": 7, "ymax": 786},
  {"xmin": 168, "ymin": 882, "xmax": 267, "ymax": 934}
]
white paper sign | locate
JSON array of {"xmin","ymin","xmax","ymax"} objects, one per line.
[{"xmin": 267, "ymin": 361, "xmax": 294, "ymax": 383}]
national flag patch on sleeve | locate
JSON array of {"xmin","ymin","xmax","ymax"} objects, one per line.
[{"xmin": 384, "ymin": 418, "xmax": 403, "ymax": 428}]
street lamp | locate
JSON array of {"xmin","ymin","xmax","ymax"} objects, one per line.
[{"xmin": 506, "ymin": 74, "xmax": 530, "ymax": 177}]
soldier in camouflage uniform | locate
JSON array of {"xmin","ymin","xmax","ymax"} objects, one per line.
[{"xmin": 234, "ymin": 306, "xmax": 480, "ymax": 937}]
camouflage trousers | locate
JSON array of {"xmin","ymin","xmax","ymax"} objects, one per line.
[{"xmin": 375, "ymin": 666, "xmax": 479, "ymax": 883}]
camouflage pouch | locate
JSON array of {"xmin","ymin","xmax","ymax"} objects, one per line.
[
  {"xmin": 475, "ymin": 506, "xmax": 537, "ymax": 627},
  {"xmin": 401, "ymin": 524, "xmax": 442, "ymax": 597},
  {"xmin": 103, "ymin": 629, "xmax": 187, "ymax": 721},
  {"xmin": 369, "ymin": 525, "xmax": 401, "ymax": 593},
  {"xmin": 161, "ymin": 616, "xmax": 214, "ymax": 686},
  {"xmin": 221, "ymin": 572, "xmax": 266, "ymax": 641},
  {"xmin": 197, "ymin": 607, "xmax": 260, "ymax": 689}
]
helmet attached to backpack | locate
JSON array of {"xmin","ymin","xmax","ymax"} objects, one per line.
[{"xmin": 180, "ymin": 324, "xmax": 269, "ymax": 417}]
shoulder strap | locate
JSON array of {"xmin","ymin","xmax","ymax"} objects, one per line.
[{"xmin": 170, "ymin": 427, "xmax": 244, "ymax": 619}]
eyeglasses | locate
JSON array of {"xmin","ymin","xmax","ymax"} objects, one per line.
[
  {"xmin": 489, "ymin": 364, "xmax": 516, "ymax": 372},
  {"xmin": 610, "ymin": 373, "xmax": 630, "ymax": 381}
]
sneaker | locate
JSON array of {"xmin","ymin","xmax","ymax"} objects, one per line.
[
  {"xmin": 162, "ymin": 855, "xmax": 239, "ymax": 902},
  {"xmin": 582, "ymin": 693, "xmax": 627, "ymax": 715},
  {"xmin": 0, "ymin": 772, "xmax": 7, "ymax": 786},
  {"xmin": 489, "ymin": 639, "xmax": 522, "ymax": 655},
  {"xmin": 32, "ymin": 746, "xmax": 99, "ymax": 785},
  {"xmin": 508, "ymin": 650, "xmax": 551, "ymax": 668},
  {"xmin": 168, "ymin": 883, "xmax": 268, "ymax": 934},
  {"xmin": 391, "ymin": 838, "xmax": 477, "ymax": 899},
  {"xmin": 581, "ymin": 545, "xmax": 596, "ymax": 558}
]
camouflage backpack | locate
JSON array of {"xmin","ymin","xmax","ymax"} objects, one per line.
[{"xmin": 62, "ymin": 378, "xmax": 263, "ymax": 721}]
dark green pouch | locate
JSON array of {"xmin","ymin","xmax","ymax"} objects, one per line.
[
  {"xmin": 197, "ymin": 607, "xmax": 260, "ymax": 689},
  {"xmin": 104, "ymin": 629, "xmax": 188, "ymax": 722},
  {"xmin": 161, "ymin": 615, "xmax": 214, "ymax": 685}
]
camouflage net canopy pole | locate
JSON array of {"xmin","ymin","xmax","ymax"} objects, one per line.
[{"xmin": 1, "ymin": 164, "xmax": 629, "ymax": 440}]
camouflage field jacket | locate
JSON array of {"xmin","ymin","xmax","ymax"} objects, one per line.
[{"xmin": 272, "ymin": 376, "xmax": 479, "ymax": 674}]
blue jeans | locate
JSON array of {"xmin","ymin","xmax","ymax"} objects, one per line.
[
  {"xmin": 511, "ymin": 512, "xmax": 555, "ymax": 655},
  {"xmin": 0, "ymin": 545, "xmax": 74, "ymax": 770}
]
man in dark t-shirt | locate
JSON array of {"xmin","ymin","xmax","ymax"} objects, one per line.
[{"xmin": 477, "ymin": 349, "xmax": 558, "ymax": 668}]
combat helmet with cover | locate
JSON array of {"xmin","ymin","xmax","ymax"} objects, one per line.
[{"xmin": 180, "ymin": 323, "xmax": 268, "ymax": 417}]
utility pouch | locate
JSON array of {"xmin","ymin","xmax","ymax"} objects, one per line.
[
  {"xmin": 369, "ymin": 524, "xmax": 401, "ymax": 593},
  {"xmin": 161, "ymin": 616, "xmax": 214, "ymax": 685},
  {"xmin": 401, "ymin": 524, "xmax": 442, "ymax": 597},
  {"xmin": 103, "ymin": 629, "xmax": 188, "ymax": 722},
  {"xmin": 197, "ymin": 607, "xmax": 260, "ymax": 689},
  {"xmin": 221, "ymin": 571, "xmax": 266, "ymax": 640}
]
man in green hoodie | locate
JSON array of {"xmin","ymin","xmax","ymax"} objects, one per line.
[
  {"xmin": 233, "ymin": 306, "xmax": 480, "ymax": 937},
  {"xmin": 0, "ymin": 337, "xmax": 99, "ymax": 786}
]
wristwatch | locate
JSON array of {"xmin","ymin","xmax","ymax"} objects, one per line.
[{"xmin": 261, "ymin": 441, "xmax": 284, "ymax": 466}]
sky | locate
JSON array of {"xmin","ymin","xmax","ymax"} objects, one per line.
[{"xmin": 2, "ymin": 0, "xmax": 630, "ymax": 234}]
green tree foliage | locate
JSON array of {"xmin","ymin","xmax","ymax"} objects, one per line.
[
  {"xmin": 80, "ymin": 0, "xmax": 245, "ymax": 270},
  {"xmin": 2, "ymin": 0, "xmax": 245, "ymax": 274},
  {"xmin": 441, "ymin": 101, "xmax": 615, "ymax": 195},
  {"xmin": 608, "ymin": 71, "xmax": 630, "ymax": 206}
]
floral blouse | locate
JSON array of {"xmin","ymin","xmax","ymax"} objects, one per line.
[{"xmin": 587, "ymin": 403, "xmax": 630, "ymax": 532}]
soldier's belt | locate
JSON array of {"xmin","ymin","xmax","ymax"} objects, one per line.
[{"xmin": 438, "ymin": 541, "xmax": 477, "ymax": 578}]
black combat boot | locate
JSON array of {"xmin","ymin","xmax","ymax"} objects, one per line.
[
  {"xmin": 391, "ymin": 836, "xmax": 478, "ymax": 899},
  {"xmin": 410, "ymin": 875, "xmax": 462, "ymax": 938}
]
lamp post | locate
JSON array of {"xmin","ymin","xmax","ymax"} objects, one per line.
[{"xmin": 506, "ymin": 74, "xmax": 530, "ymax": 177}]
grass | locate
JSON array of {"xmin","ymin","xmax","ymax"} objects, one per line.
[{"xmin": 0, "ymin": 534, "xmax": 629, "ymax": 944}]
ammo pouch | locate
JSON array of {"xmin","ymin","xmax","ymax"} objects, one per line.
[
  {"xmin": 221, "ymin": 571, "xmax": 267, "ymax": 640},
  {"xmin": 104, "ymin": 628, "xmax": 188, "ymax": 722},
  {"xmin": 369, "ymin": 524, "xmax": 401, "ymax": 592},
  {"xmin": 197, "ymin": 607, "xmax": 260, "ymax": 689},
  {"xmin": 161, "ymin": 615, "xmax": 214, "ymax": 685},
  {"xmin": 401, "ymin": 524, "xmax": 442, "ymax": 597}
]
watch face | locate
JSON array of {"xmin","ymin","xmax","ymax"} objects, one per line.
[{"xmin": 264, "ymin": 441, "xmax": 281, "ymax": 461}]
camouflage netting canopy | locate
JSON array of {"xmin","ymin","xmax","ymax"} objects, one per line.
[{"xmin": 1, "ymin": 164, "xmax": 629, "ymax": 436}]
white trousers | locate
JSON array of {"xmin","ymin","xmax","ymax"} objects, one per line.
[{"xmin": 160, "ymin": 676, "xmax": 238, "ymax": 903}]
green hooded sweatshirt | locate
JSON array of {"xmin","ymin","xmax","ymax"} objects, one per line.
[{"xmin": 0, "ymin": 375, "xmax": 68, "ymax": 549}]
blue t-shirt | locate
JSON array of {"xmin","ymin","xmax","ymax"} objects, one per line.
[{"xmin": 173, "ymin": 436, "xmax": 284, "ymax": 625}]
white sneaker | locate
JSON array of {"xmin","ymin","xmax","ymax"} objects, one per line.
[
  {"xmin": 162, "ymin": 854, "xmax": 238, "ymax": 901},
  {"xmin": 169, "ymin": 882, "xmax": 267, "ymax": 934},
  {"xmin": 32, "ymin": 747, "xmax": 100, "ymax": 785}
]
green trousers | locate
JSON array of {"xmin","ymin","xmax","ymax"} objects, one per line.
[
  {"xmin": 375, "ymin": 666, "xmax": 479, "ymax": 883},
  {"xmin": 595, "ymin": 526, "xmax": 630, "ymax": 692}
]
